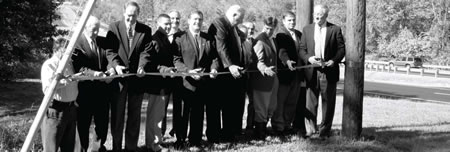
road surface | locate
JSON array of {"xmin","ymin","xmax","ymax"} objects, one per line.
[{"xmin": 337, "ymin": 81, "xmax": 450, "ymax": 103}]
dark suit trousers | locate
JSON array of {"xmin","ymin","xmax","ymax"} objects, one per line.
[
  {"xmin": 180, "ymin": 87, "xmax": 205, "ymax": 144},
  {"xmin": 111, "ymin": 81, "xmax": 144, "ymax": 151},
  {"xmin": 218, "ymin": 75, "xmax": 246, "ymax": 138},
  {"xmin": 204, "ymin": 80, "xmax": 221, "ymax": 142},
  {"xmin": 305, "ymin": 71, "xmax": 337, "ymax": 136},
  {"xmin": 76, "ymin": 90, "xmax": 110, "ymax": 151},
  {"xmin": 172, "ymin": 84, "xmax": 189, "ymax": 142},
  {"xmin": 293, "ymin": 84, "xmax": 307, "ymax": 135}
]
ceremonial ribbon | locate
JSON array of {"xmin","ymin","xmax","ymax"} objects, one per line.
[{"xmin": 68, "ymin": 64, "xmax": 324, "ymax": 81}]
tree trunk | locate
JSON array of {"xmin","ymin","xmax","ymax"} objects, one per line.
[
  {"xmin": 343, "ymin": 0, "xmax": 366, "ymax": 139},
  {"xmin": 296, "ymin": 0, "xmax": 313, "ymax": 31}
]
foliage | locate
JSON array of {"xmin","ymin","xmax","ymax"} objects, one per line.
[
  {"xmin": 0, "ymin": 0, "xmax": 63, "ymax": 79},
  {"xmin": 2, "ymin": 0, "xmax": 450, "ymax": 80}
]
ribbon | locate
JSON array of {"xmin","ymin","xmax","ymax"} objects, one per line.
[{"xmin": 68, "ymin": 64, "xmax": 323, "ymax": 81}]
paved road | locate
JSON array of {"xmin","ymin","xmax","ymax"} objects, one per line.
[{"xmin": 337, "ymin": 81, "xmax": 450, "ymax": 103}]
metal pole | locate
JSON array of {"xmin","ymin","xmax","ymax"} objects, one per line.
[
  {"xmin": 20, "ymin": 0, "xmax": 97, "ymax": 151},
  {"xmin": 342, "ymin": 0, "xmax": 366, "ymax": 138}
]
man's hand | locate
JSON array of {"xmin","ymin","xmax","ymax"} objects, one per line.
[
  {"xmin": 229, "ymin": 65, "xmax": 243, "ymax": 78},
  {"xmin": 137, "ymin": 67, "xmax": 145, "ymax": 77},
  {"xmin": 106, "ymin": 68, "xmax": 116, "ymax": 76},
  {"xmin": 161, "ymin": 67, "xmax": 176, "ymax": 78},
  {"xmin": 264, "ymin": 66, "xmax": 276, "ymax": 77},
  {"xmin": 325, "ymin": 60, "xmax": 334, "ymax": 67},
  {"xmin": 188, "ymin": 68, "xmax": 203, "ymax": 80},
  {"xmin": 308, "ymin": 56, "xmax": 322, "ymax": 65},
  {"xmin": 93, "ymin": 71, "xmax": 106, "ymax": 77},
  {"xmin": 210, "ymin": 69, "xmax": 218, "ymax": 79},
  {"xmin": 286, "ymin": 60, "xmax": 296, "ymax": 71},
  {"xmin": 115, "ymin": 65, "xmax": 126, "ymax": 75}
]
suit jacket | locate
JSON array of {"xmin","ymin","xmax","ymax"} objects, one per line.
[
  {"xmin": 174, "ymin": 30, "xmax": 219, "ymax": 91},
  {"xmin": 208, "ymin": 16, "xmax": 245, "ymax": 70},
  {"xmin": 105, "ymin": 20, "xmax": 154, "ymax": 75},
  {"xmin": 72, "ymin": 36, "xmax": 110, "ymax": 96},
  {"xmin": 250, "ymin": 32, "xmax": 278, "ymax": 91},
  {"xmin": 275, "ymin": 26, "xmax": 304, "ymax": 84},
  {"xmin": 299, "ymin": 22, "xmax": 345, "ymax": 87}
]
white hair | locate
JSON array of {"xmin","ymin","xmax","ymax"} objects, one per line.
[
  {"xmin": 314, "ymin": 4, "xmax": 329, "ymax": 15},
  {"xmin": 85, "ymin": 16, "xmax": 100, "ymax": 29},
  {"xmin": 226, "ymin": 5, "xmax": 245, "ymax": 18}
]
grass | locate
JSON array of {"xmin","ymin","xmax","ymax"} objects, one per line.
[{"xmin": 1, "ymin": 74, "xmax": 450, "ymax": 151}]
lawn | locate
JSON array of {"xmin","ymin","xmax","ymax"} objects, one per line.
[{"xmin": 1, "ymin": 79, "xmax": 450, "ymax": 151}]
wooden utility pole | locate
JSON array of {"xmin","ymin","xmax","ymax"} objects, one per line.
[
  {"xmin": 343, "ymin": 0, "xmax": 366, "ymax": 138},
  {"xmin": 20, "ymin": 0, "xmax": 97, "ymax": 151},
  {"xmin": 296, "ymin": 0, "xmax": 313, "ymax": 31}
]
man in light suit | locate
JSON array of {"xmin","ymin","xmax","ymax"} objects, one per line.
[
  {"xmin": 105, "ymin": 1, "xmax": 155, "ymax": 151},
  {"xmin": 173, "ymin": 10, "xmax": 219, "ymax": 146},
  {"xmin": 143, "ymin": 14, "xmax": 175, "ymax": 152},
  {"xmin": 72, "ymin": 16, "xmax": 117, "ymax": 152},
  {"xmin": 207, "ymin": 5, "xmax": 246, "ymax": 142},
  {"xmin": 299, "ymin": 4, "xmax": 345, "ymax": 139},
  {"xmin": 272, "ymin": 11, "xmax": 304, "ymax": 135}
]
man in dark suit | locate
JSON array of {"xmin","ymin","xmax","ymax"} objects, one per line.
[
  {"xmin": 105, "ymin": 2, "xmax": 155, "ymax": 151},
  {"xmin": 240, "ymin": 22, "xmax": 257, "ymax": 133},
  {"xmin": 272, "ymin": 11, "xmax": 304, "ymax": 135},
  {"xmin": 72, "ymin": 16, "xmax": 116, "ymax": 152},
  {"xmin": 173, "ymin": 10, "xmax": 219, "ymax": 146},
  {"xmin": 207, "ymin": 5, "xmax": 246, "ymax": 141},
  {"xmin": 165, "ymin": 10, "xmax": 184, "ymax": 138},
  {"xmin": 299, "ymin": 5, "xmax": 345, "ymax": 138},
  {"xmin": 143, "ymin": 14, "xmax": 175, "ymax": 152}
]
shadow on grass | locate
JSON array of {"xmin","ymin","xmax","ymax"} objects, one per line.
[
  {"xmin": 362, "ymin": 126, "xmax": 450, "ymax": 152},
  {"xmin": 0, "ymin": 81, "xmax": 43, "ymax": 117}
]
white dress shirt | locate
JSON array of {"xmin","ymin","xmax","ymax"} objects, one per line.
[
  {"xmin": 314, "ymin": 23, "xmax": 327, "ymax": 59},
  {"xmin": 41, "ymin": 55, "xmax": 78, "ymax": 102}
]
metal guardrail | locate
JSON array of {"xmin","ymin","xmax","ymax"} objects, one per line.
[{"xmin": 365, "ymin": 60, "xmax": 450, "ymax": 78}]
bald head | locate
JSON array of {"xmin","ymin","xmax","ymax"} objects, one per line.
[
  {"xmin": 84, "ymin": 16, "xmax": 100, "ymax": 40},
  {"xmin": 168, "ymin": 10, "xmax": 181, "ymax": 29},
  {"xmin": 226, "ymin": 5, "xmax": 246, "ymax": 26}
]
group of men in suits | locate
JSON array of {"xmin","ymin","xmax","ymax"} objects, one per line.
[{"xmin": 46, "ymin": 1, "xmax": 345, "ymax": 152}]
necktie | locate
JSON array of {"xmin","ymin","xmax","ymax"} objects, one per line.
[
  {"xmin": 128, "ymin": 27, "xmax": 133, "ymax": 50},
  {"xmin": 91, "ymin": 40, "xmax": 101, "ymax": 69},
  {"xmin": 194, "ymin": 34, "xmax": 201, "ymax": 50}
]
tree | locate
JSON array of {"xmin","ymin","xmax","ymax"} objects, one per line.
[{"xmin": 0, "ymin": 0, "xmax": 63, "ymax": 79}]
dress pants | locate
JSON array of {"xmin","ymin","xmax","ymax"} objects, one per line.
[
  {"xmin": 204, "ymin": 79, "xmax": 221, "ymax": 142},
  {"xmin": 41, "ymin": 101, "xmax": 77, "ymax": 152},
  {"xmin": 305, "ymin": 71, "xmax": 337, "ymax": 136},
  {"xmin": 180, "ymin": 87, "xmax": 205, "ymax": 144},
  {"xmin": 245, "ymin": 87, "xmax": 255, "ymax": 129},
  {"xmin": 293, "ymin": 85, "xmax": 307, "ymax": 135},
  {"xmin": 145, "ymin": 93, "xmax": 169, "ymax": 152},
  {"xmin": 111, "ymin": 81, "xmax": 144, "ymax": 152},
  {"xmin": 272, "ymin": 76, "xmax": 301, "ymax": 131},
  {"xmin": 253, "ymin": 76, "xmax": 279, "ymax": 123},
  {"xmin": 76, "ymin": 93, "xmax": 109, "ymax": 152},
  {"xmin": 172, "ymin": 86, "xmax": 189, "ymax": 142},
  {"xmin": 218, "ymin": 75, "xmax": 246, "ymax": 139}
]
